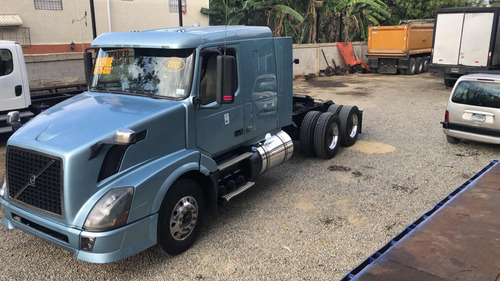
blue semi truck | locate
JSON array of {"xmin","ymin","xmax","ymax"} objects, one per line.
[{"xmin": 0, "ymin": 26, "xmax": 362, "ymax": 263}]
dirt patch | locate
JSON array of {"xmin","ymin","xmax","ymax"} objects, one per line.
[
  {"xmin": 307, "ymin": 80, "xmax": 348, "ymax": 88},
  {"xmin": 295, "ymin": 196, "xmax": 317, "ymax": 212},
  {"xmin": 346, "ymin": 140, "xmax": 397, "ymax": 154},
  {"xmin": 391, "ymin": 184, "xmax": 418, "ymax": 194},
  {"xmin": 335, "ymin": 91, "xmax": 370, "ymax": 96},
  {"xmin": 328, "ymin": 165, "xmax": 351, "ymax": 172}
]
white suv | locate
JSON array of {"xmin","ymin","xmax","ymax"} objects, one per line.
[{"xmin": 442, "ymin": 74, "xmax": 500, "ymax": 144}]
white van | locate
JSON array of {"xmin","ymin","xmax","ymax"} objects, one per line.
[{"xmin": 442, "ymin": 74, "xmax": 500, "ymax": 144}]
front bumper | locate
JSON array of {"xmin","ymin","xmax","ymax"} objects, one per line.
[{"xmin": 0, "ymin": 197, "xmax": 157, "ymax": 263}]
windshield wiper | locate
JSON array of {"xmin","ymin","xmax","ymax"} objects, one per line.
[{"xmin": 89, "ymin": 86, "xmax": 112, "ymax": 94}]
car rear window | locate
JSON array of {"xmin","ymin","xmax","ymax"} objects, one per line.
[{"xmin": 452, "ymin": 80, "xmax": 500, "ymax": 109}]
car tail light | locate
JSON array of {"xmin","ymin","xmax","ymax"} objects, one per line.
[{"xmin": 445, "ymin": 110, "xmax": 449, "ymax": 122}]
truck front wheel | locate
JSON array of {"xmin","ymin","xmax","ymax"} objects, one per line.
[{"xmin": 156, "ymin": 179, "xmax": 205, "ymax": 256}]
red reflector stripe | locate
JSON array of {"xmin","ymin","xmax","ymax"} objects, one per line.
[{"xmin": 223, "ymin": 96, "xmax": 232, "ymax": 101}]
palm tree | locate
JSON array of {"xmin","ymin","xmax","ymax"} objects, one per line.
[
  {"xmin": 201, "ymin": 0, "xmax": 304, "ymax": 35},
  {"xmin": 335, "ymin": 0, "xmax": 390, "ymax": 41}
]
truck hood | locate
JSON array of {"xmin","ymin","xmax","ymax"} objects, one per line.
[
  {"xmin": 7, "ymin": 92, "xmax": 188, "ymax": 225},
  {"xmin": 9, "ymin": 92, "xmax": 182, "ymax": 153}
]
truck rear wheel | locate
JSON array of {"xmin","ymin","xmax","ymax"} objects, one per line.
[
  {"xmin": 407, "ymin": 58, "xmax": 416, "ymax": 75},
  {"xmin": 314, "ymin": 112, "xmax": 341, "ymax": 159},
  {"xmin": 300, "ymin": 111, "xmax": 322, "ymax": 157},
  {"xmin": 423, "ymin": 58, "xmax": 429, "ymax": 72},
  {"xmin": 339, "ymin": 105, "xmax": 360, "ymax": 147},
  {"xmin": 327, "ymin": 104, "xmax": 343, "ymax": 115},
  {"xmin": 156, "ymin": 179, "xmax": 205, "ymax": 256},
  {"xmin": 416, "ymin": 57, "xmax": 423, "ymax": 74}
]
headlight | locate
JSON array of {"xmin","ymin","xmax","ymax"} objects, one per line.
[
  {"xmin": 83, "ymin": 187, "xmax": 134, "ymax": 231},
  {"xmin": 0, "ymin": 174, "xmax": 6, "ymax": 198}
]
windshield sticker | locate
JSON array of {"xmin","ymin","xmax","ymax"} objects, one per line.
[
  {"xmin": 175, "ymin": 89, "xmax": 185, "ymax": 97},
  {"xmin": 94, "ymin": 57, "xmax": 113, "ymax": 75},
  {"xmin": 163, "ymin": 57, "xmax": 186, "ymax": 72}
]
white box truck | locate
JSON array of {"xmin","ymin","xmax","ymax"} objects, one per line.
[
  {"xmin": 429, "ymin": 7, "xmax": 500, "ymax": 87},
  {"xmin": 0, "ymin": 41, "xmax": 83, "ymax": 133}
]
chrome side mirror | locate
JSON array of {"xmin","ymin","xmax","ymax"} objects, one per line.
[
  {"xmin": 115, "ymin": 128, "xmax": 135, "ymax": 144},
  {"xmin": 6, "ymin": 111, "xmax": 22, "ymax": 132},
  {"xmin": 6, "ymin": 111, "xmax": 20, "ymax": 125}
]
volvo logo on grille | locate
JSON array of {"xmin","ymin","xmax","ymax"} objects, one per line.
[
  {"xmin": 28, "ymin": 174, "xmax": 37, "ymax": 186},
  {"xmin": 13, "ymin": 159, "xmax": 55, "ymax": 199}
]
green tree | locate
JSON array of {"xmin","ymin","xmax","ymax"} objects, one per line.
[
  {"xmin": 200, "ymin": 0, "xmax": 304, "ymax": 37},
  {"xmin": 383, "ymin": 0, "xmax": 484, "ymax": 25}
]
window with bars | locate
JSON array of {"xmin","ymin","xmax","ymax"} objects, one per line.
[
  {"xmin": 34, "ymin": 0, "xmax": 63, "ymax": 10},
  {"xmin": 169, "ymin": 0, "xmax": 186, "ymax": 13}
]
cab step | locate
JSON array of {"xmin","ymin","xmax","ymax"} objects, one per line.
[
  {"xmin": 221, "ymin": 181, "xmax": 255, "ymax": 202},
  {"xmin": 217, "ymin": 152, "xmax": 253, "ymax": 171}
]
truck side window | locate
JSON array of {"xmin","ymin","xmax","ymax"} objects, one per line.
[
  {"xmin": 200, "ymin": 54, "xmax": 218, "ymax": 104},
  {"xmin": 0, "ymin": 49, "xmax": 13, "ymax": 77},
  {"xmin": 199, "ymin": 49, "xmax": 238, "ymax": 104}
]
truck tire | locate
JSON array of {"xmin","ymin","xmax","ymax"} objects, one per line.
[
  {"xmin": 407, "ymin": 58, "xmax": 416, "ymax": 75},
  {"xmin": 444, "ymin": 79, "xmax": 455, "ymax": 87},
  {"xmin": 327, "ymin": 104, "xmax": 343, "ymax": 115},
  {"xmin": 300, "ymin": 111, "xmax": 322, "ymax": 157},
  {"xmin": 156, "ymin": 178, "xmax": 205, "ymax": 256},
  {"xmin": 416, "ymin": 57, "xmax": 423, "ymax": 74},
  {"xmin": 423, "ymin": 58, "xmax": 429, "ymax": 72},
  {"xmin": 314, "ymin": 112, "xmax": 341, "ymax": 159},
  {"xmin": 339, "ymin": 105, "xmax": 361, "ymax": 147},
  {"xmin": 446, "ymin": 135, "xmax": 460, "ymax": 144}
]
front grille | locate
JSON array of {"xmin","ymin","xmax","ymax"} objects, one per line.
[{"xmin": 7, "ymin": 147, "xmax": 63, "ymax": 217}]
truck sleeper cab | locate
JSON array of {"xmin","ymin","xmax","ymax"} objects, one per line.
[{"xmin": 0, "ymin": 26, "xmax": 363, "ymax": 263}]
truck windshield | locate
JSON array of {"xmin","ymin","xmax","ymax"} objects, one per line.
[
  {"xmin": 452, "ymin": 80, "xmax": 500, "ymax": 109},
  {"xmin": 90, "ymin": 48, "xmax": 194, "ymax": 99}
]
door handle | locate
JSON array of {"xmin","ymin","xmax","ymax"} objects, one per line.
[
  {"xmin": 15, "ymin": 85, "xmax": 22, "ymax": 97},
  {"xmin": 234, "ymin": 129, "xmax": 244, "ymax": 137}
]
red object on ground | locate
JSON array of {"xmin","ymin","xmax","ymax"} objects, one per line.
[{"xmin": 337, "ymin": 42, "xmax": 370, "ymax": 71}]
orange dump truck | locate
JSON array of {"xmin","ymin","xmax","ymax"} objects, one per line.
[{"xmin": 367, "ymin": 21, "xmax": 434, "ymax": 75}]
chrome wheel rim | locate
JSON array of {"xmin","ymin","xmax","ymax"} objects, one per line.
[
  {"xmin": 349, "ymin": 114, "xmax": 359, "ymax": 138},
  {"xmin": 328, "ymin": 123, "xmax": 339, "ymax": 149},
  {"xmin": 170, "ymin": 196, "xmax": 198, "ymax": 241}
]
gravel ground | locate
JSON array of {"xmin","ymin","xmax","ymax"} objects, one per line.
[{"xmin": 0, "ymin": 73, "xmax": 498, "ymax": 280}]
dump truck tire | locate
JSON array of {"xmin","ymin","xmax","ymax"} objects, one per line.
[
  {"xmin": 407, "ymin": 58, "xmax": 416, "ymax": 75},
  {"xmin": 416, "ymin": 57, "xmax": 423, "ymax": 74}
]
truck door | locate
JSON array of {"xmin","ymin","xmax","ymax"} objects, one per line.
[
  {"xmin": 432, "ymin": 13, "xmax": 464, "ymax": 65},
  {"xmin": 0, "ymin": 44, "xmax": 29, "ymax": 112},
  {"xmin": 459, "ymin": 12, "xmax": 494, "ymax": 66},
  {"xmin": 195, "ymin": 47, "xmax": 245, "ymax": 156}
]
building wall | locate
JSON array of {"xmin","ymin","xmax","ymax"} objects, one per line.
[
  {"xmin": 293, "ymin": 42, "xmax": 368, "ymax": 76},
  {"xmin": 2, "ymin": 0, "xmax": 209, "ymax": 54}
]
